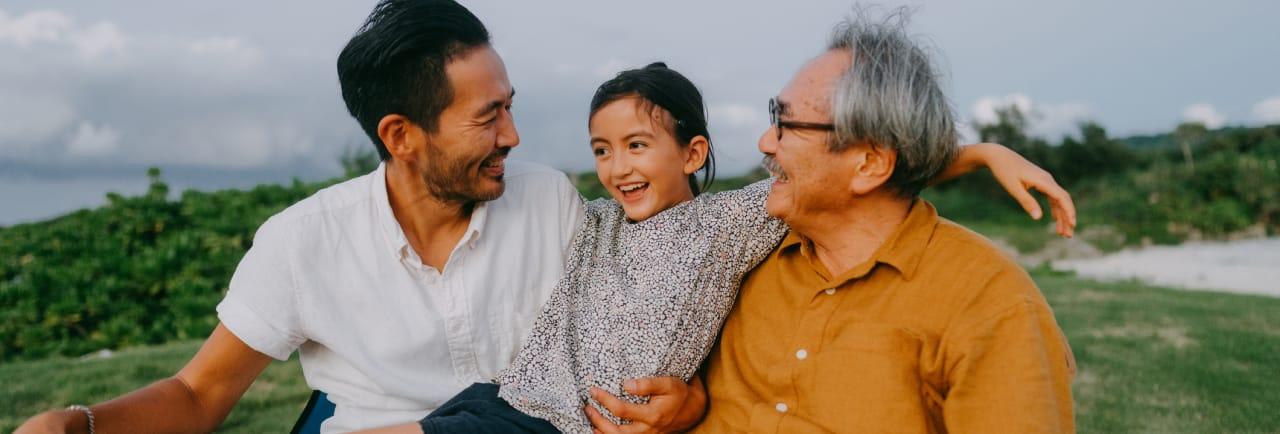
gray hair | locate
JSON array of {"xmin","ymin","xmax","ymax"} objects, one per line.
[{"xmin": 827, "ymin": 7, "xmax": 958, "ymax": 198}]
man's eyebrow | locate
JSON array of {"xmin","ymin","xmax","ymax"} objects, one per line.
[{"xmin": 473, "ymin": 88, "xmax": 516, "ymax": 118}]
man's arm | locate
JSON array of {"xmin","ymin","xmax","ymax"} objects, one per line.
[
  {"xmin": 586, "ymin": 376, "xmax": 708, "ymax": 434},
  {"xmin": 15, "ymin": 324, "xmax": 273, "ymax": 434}
]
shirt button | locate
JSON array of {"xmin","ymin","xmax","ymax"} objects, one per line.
[
  {"xmin": 775, "ymin": 402, "xmax": 789, "ymax": 413},
  {"xmin": 824, "ymin": 288, "xmax": 836, "ymax": 295},
  {"xmin": 795, "ymin": 349, "xmax": 808, "ymax": 360}
]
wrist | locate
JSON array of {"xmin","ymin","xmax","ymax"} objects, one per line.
[
  {"xmin": 965, "ymin": 142, "xmax": 1002, "ymax": 166},
  {"xmin": 58, "ymin": 407, "xmax": 91, "ymax": 434}
]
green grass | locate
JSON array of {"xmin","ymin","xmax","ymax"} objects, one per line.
[
  {"xmin": 1036, "ymin": 268, "xmax": 1280, "ymax": 433},
  {"xmin": 0, "ymin": 341, "xmax": 308, "ymax": 433},
  {"xmin": 2, "ymin": 270, "xmax": 1278, "ymax": 433}
]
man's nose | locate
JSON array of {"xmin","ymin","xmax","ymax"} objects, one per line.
[
  {"xmin": 497, "ymin": 109, "xmax": 519, "ymax": 149},
  {"xmin": 758, "ymin": 127, "xmax": 778, "ymax": 155}
]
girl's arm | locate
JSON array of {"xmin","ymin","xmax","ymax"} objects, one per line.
[{"xmin": 935, "ymin": 143, "xmax": 1077, "ymax": 238}]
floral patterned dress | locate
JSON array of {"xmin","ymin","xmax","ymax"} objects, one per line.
[{"xmin": 495, "ymin": 180, "xmax": 787, "ymax": 433}]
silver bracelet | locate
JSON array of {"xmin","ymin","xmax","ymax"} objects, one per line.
[{"xmin": 66, "ymin": 405, "xmax": 95, "ymax": 434}]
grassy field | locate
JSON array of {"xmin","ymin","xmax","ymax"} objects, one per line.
[
  {"xmin": 0, "ymin": 341, "xmax": 308, "ymax": 433},
  {"xmin": 2, "ymin": 270, "xmax": 1278, "ymax": 433}
]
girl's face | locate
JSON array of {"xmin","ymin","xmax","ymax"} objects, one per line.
[{"xmin": 589, "ymin": 97, "xmax": 707, "ymax": 222}]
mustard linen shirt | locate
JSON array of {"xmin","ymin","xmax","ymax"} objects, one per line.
[{"xmin": 694, "ymin": 200, "xmax": 1076, "ymax": 434}]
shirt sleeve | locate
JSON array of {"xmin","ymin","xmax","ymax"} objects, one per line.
[
  {"xmin": 941, "ymin": 269, "xmax": 1077, "ymax": 434},
  {"xmin": 554, "ymin": 172, "xmax": 587, "ymax": 257},
  {"xmin": 692, "ymin": 178, "xmax": 788, "ymax": 271},
  {"xmin": 215, "ymin": 217, "xmax": 307, "ymax": 361}
]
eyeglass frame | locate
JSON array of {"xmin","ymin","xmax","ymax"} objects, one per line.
[{"xmin": 768, "ymin": 97, "xmax": 836, "ymax": 141}]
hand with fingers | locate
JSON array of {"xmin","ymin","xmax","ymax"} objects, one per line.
[
  {"xmin": 978, "ymin": 143, "xmax": 1078, "ymax": 238},
  {"xmin": 585, "ymin": 376, "xmax": 707, "ymax": 434}
]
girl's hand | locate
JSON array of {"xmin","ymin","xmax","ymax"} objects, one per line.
[{"xmin": 966, "ymin": 143, "xmax": 1077, "ymax": 238}]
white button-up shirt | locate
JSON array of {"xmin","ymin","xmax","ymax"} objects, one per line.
[{"xmin": 216, "ymin": 160, "xmax": 584, "ymax": 433}]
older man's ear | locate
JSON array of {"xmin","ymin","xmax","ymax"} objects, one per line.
[{"xmin": 848, "ymin": 142, "xmax": 897, "ymax": 196}]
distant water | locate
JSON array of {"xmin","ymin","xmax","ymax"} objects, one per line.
[
  {"xmin": 1053, "ymin": 238, "xmax": 1280, "ymax": 297},
  {"xmin": 0, "ymin": 175, "xmax": 148, "ymax": 226}
]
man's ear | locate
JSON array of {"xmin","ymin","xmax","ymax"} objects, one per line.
[
  {"xmin": 377, "ymin": 114, "xmax": 424, "ymax": 162},
  {"xmin": 683, "ymin": 135, "xmax": 710, "ymax": 176},
  {"xmin": 849, "ymin": 142, "xmax": 896, "ymax": 195}
]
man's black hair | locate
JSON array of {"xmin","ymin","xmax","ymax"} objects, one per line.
[{"xmin": 337, "ymin": 0, "xmax": 491, "ymax": 160}]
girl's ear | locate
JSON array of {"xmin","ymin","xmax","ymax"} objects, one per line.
[{"xmin": 683, "ymin": 135, "xmax": 710, "ymax": 175}]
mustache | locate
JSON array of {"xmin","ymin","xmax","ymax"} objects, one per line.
[
  {"xmin": 761, "ymin": 155, "xmax": 788, "ymax": 180},
  {"xmin": 482, "ymin": 148, "xmax": 511, "ymax": 164}
]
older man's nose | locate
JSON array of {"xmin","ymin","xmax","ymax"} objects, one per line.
[{"xmin": 758, "ymin": 127, "xmax": 778, "ymax": 155}]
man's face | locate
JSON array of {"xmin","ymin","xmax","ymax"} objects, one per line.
[
  {"xmin": 759, "ymin": 50, "xmax": 858, "ymax": 225},
  {"xmin": 417, "ymin": 45, "xmax": 519, "ymax": 204}
]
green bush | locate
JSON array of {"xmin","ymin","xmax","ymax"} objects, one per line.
[{"xmin": 0, "ymin": 169, "xmax": 331, "ymax": 361}]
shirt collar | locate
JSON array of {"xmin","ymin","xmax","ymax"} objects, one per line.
[
  {"xmin": 371, "ymin": 162, "xmax": 410, "ymax": 257},
  {"xmin": 873, "ymin": 199, "xmax": 939, "ymax": 281},
  {"xmin": 780, "ymin": 198, "xmax": 939, "ymax": 283},
  {"xmin": 371, "ymin": 163, "xmax": 490, "ymax": 259},
  {"xmin": 462, "ymin": 201, "xmax": 488, "ymax": 249}
]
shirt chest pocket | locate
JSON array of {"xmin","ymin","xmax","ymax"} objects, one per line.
[{"xmin": 805, "ymin": 323, "xmax": 932, "ymax": 433}]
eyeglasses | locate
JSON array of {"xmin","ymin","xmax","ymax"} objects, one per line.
[{"xmin": 768, "ymin": 97, "xmax": 835, "ymax": 141}]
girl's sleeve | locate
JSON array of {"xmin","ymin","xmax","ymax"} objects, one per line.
[{"xmin": 693, "ymin": 179, "xmax": 789, "ymax": 271}]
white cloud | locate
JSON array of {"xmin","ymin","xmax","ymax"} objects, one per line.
[
  {"xmin": 0, "ymin": 9, "xmax": 122, "ymax": 60},
  {"xmin": 955, "ymin": 122, "xmax": 979, "ymax": 143},
  {"xmin": 1251, "ymin": 97, "xmax": 1280, "ymax": 125},
  {"xmin": 0, "ymin": 9, "xmax": 71, "ymax": 47},
  {"xmin": 66, "ymin": 121, "xmax": 121, "ymax": 157},
  {"xmin": 1182, "ymin": 103, "xmax": 1226, "ymax": 129},
  {"xmin": 70, "ymin": 22, "xmax": 125, "ymax": 59},
  {"xmin": 0, "ymin": 7, "xmax": 324, "ymax": 170},
  {"xmin": 0, "ymin": 87, "xmax": 76, "ymax": 149},
  {"xmin": 185, "ymin": 37, "xmax": 263, "ymax": 71},
  {"xmin": 971, "ymin": 93, "xmax": 1034, "ymax": 125},
  {"xmin": 970, "ymin": 93, "xmax": 1092, "ymax": 139},
  {"xmin": 709, "ymin": 102, "xmax": 764, "ymax": 128},
  {"xmin": 163, "ymin": 117, "xmax": 317, "ymax": 169}
]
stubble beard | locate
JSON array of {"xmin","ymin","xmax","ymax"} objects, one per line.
[{"xmin": 419, "ymin": 145, "xmax": 506, "ymax": 206}]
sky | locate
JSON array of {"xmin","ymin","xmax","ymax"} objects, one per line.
[{"xmin": 1, "ymin": 0, "xmax": 1278, "ymax": 225}]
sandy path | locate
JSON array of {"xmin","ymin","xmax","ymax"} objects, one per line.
[{"xmin": 1052, "ymin": 238, "xmax": 1280, "ymax": 298}]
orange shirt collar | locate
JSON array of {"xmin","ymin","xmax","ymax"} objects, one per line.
[{"xmin": 779, "ymin": 199, "xmax": 940, "ymax": 283}]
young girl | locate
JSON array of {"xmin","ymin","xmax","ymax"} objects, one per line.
[{"xmin": 363, "ymin": 63, "xmax": 1074, "ymax": 434}]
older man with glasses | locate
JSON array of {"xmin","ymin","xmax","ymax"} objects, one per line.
[{"xmin": 690, "ymin": 10, "xmax": 1077, "ymax": 434}]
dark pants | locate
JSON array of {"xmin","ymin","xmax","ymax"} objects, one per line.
[{"xmin": 419, "ymin": 383, "xmax": 561, "ymax": 434}]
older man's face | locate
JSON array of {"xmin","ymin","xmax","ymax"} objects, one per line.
[{"xmin": 759, "ymin": 49, "xmax": 857, "ymax": 224}]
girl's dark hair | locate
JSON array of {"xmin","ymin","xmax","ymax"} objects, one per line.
[{"xmin": 589, "ymin": 62, "xmax": 716, "ymax": 195}]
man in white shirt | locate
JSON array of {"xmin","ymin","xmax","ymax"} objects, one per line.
[{"xmin": 16, "ymin": 0, "xmax": 702, "ymax": 433}]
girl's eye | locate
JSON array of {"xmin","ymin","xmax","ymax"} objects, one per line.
[
  {"xmin": 628, "ymin": 141, "xmax": 647, "ymax": 150},
  {"xmin": 593, "ymin": 147, "xmax": 609, "ymax": 157}
]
